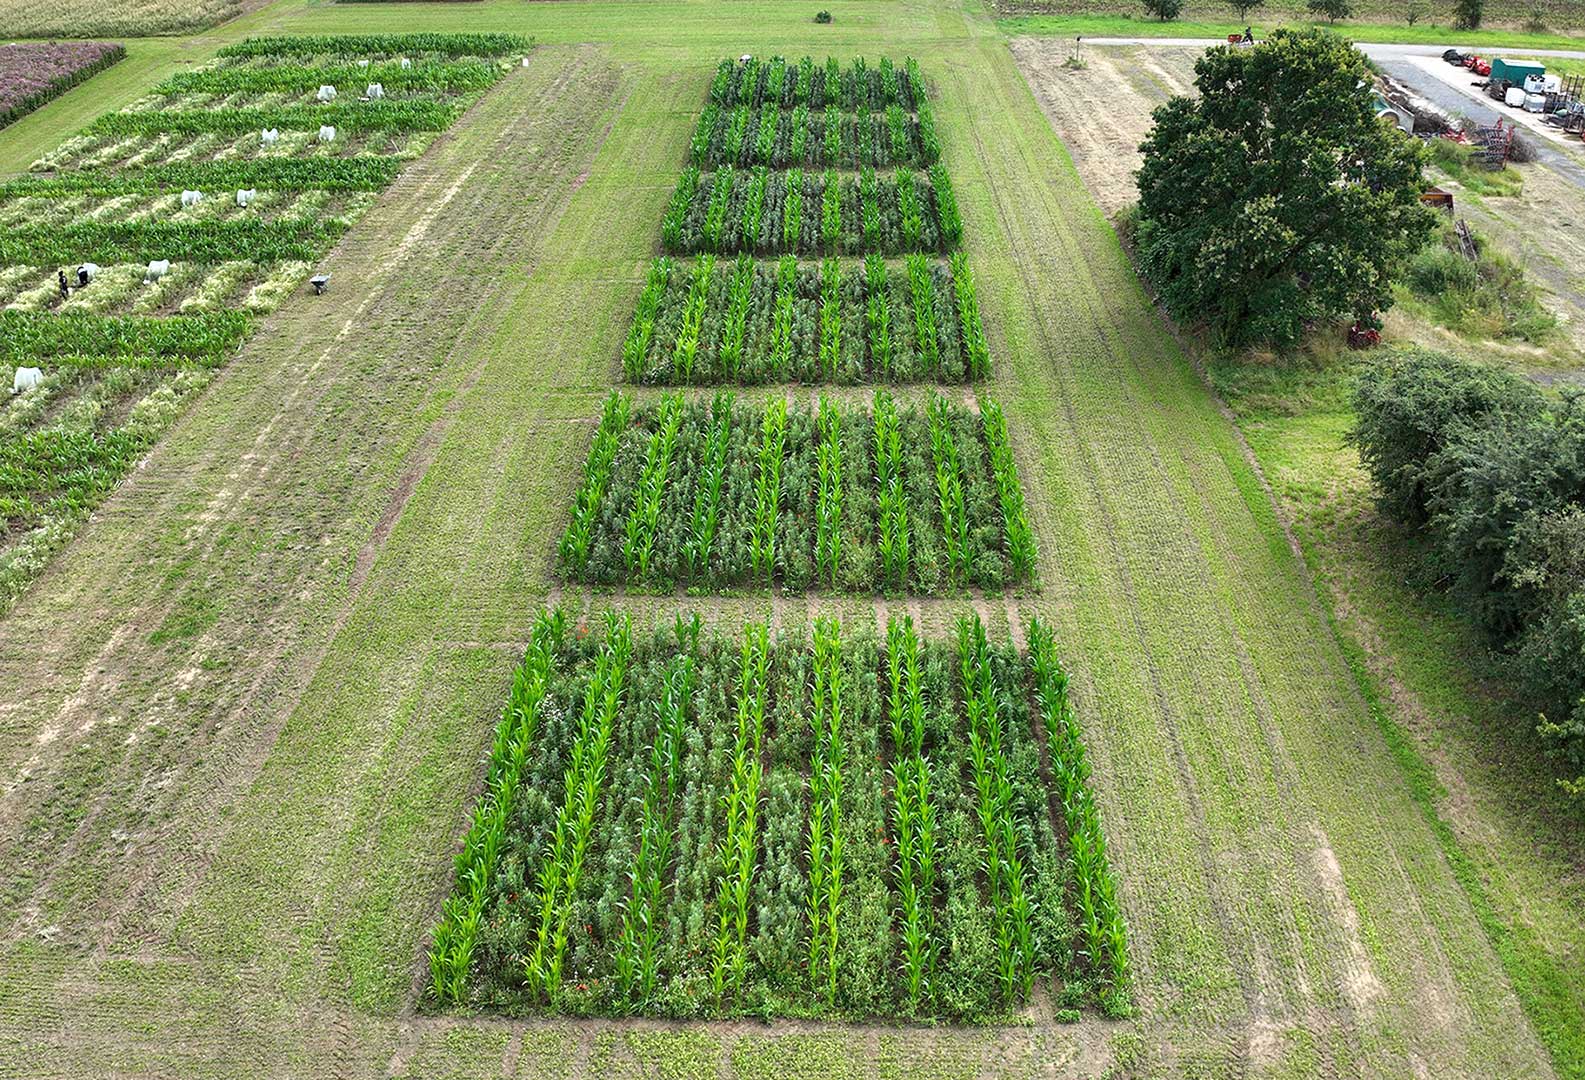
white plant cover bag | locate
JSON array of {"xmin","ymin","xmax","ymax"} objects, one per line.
[
  {"xmin": 318, "ymin": 125, "xmax": 337, "ymax": 143},
  {"xmin": 317, "ymin": 84, "xmax": 337, "ymax": 102},
  {"xmin": 236, "ymin": 188, "xmax": 257, "ymax": 207},
  {"xmin": 400, "ymin": 57, "xmax": 412, "ymax": 70},
  {"xmin": 76, "ymin": 262, "xmax": 98, "ymax": 284},
  {"xmin": 180, "ymin": 189, "xmax": 202, "ymax": 207},
  {"xmin": 261, "ymin": 128, "xmax": 279, "ymax": 144},
  {"xmin": 366, "ymin": 83, "xmax": 385, "ymax": 100},
  {"xmin": 12, "ymin": 367, "xmax": 42, "ymax": 393},
  {"xmin": 145, "ymin": 259, "xmax": 170, "ymax": 283}
]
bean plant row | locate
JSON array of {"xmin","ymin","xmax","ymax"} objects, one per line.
[
  {"xmin": 429, "ymin": 609, "xmax": 1131, "ymax": 1019},
  {"xmin": 558, "ymin": 390, "xmax": 1032, "ymax": 594}
]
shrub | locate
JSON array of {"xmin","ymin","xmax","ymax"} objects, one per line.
[
  {"xmin": 1142, "ymin": 0, "xmax": 1183, "ymax": 19},
  {"xmin": 1307, "ymin": 0, "xmax": 1352, "ymax": 20},
  {"xmin": 815, "ymin": 9, "xmax": 833, "ymax": 22}
]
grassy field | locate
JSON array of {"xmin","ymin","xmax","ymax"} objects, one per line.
[
  {"xmin": 1000, "ymin": 11, "xmax": 1585, "ymax": 48},
  {"xmin": 0, "ymin": 0, "xmax": 1572, "ymax": 1077},
  {"xmin": 0, "ymin": 0, "xmax": 248, "ymax": 38}
]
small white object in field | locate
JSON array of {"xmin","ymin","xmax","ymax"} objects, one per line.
[
  {"xmin": 236, "ymin": 188, "xmax": 256, "ymax": 207},
  {"xmin": 740, "ymin": 54, "xmax": 752, "ymax": 63},
  {"xmin": 357, "ymin": 59, "xmax": 369, "ymax": 68},
  {"xmin": 261, "ymin": 127, "xmax": 279, "ymax": 144},
  {"xmin": 13, "ymin": 367, "xmax": 42, "ymax": 394},
  {"xmin": 180, "ymin": 189, "xmax": 202, "ymax": 207},
  {"xmin": 400, "ymin": 57, "xmax": 412, "ymax": 70},
  {"xmin": 76, "ymin": 262, "xmax": 98, "ymax": 285},
  {"xmin": 144, "ymin": 259, "xmax": 170, "ymax": 284},
  {"xmin": 365, "ymin": 83, "xmax": 385, "ymax": 100},
  {"xmin": 318, "ymin": 125, "xmax": 337, "ymax": 143},
  {"xmin": 317, "ymin": 84, "xmax": 337, "ymax": 102},
  {"xmin": 521, "ymin": 56, "xmax": 530, "ymax": 67}
]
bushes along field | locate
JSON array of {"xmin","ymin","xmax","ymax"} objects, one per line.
[{"xmin": 428, "ymin": 609, "xmax": 1128, "ymax": 1019}]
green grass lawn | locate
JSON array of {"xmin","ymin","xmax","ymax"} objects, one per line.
[{"xmin": 1001, "ymin": 11, "xmax": 1585, "ymax": 49}]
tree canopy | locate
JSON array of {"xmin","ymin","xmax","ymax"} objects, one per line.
[{"xmin": 1133, "ymin": 29, "xmax": 1433, "ymax": 349}]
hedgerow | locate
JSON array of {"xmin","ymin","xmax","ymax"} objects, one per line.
[
  {"xmin": 432, "ymin": 609, "xmax": 1126, "ymax": 1019},
  {"xmin": 558, "ymin": 391, "xmax": 1033, "ymax": 594}
]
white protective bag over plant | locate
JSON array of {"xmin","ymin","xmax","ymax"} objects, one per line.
[
  {"xmin": 318, "ymin": 125, "xmax": 337, "ymax": 143},
  {"xmin": 317, "ymin": 84, "xmax": 337, "ymax": 102},
  {"xmin": 145, "ymin": 259, "xmax": 170, "ymax": 283},
  {"xmin": 236, "ymin": 188, "xmax": 257, "ymax": 207},
  {"xmin": 180, "ymin": 189, "xmax": 202, "ymax": 207}
]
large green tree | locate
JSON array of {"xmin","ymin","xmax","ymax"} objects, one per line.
[{"xmin": 1134, "ymin": 29, "xmax": 1433, "ymax": 349}]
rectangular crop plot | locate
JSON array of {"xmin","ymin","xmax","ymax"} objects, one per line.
[
  {"xmin": 624, "ymin": 253, "xmax": 988, "ymax": 385},
  {"xmin": 559, "ymin": 391, "xmax": 1035, "ymax": 594},
  {"xmin": 627, "ymin": 54, "xmax": 992, "ymax": 387},
  {"xmin": 428, "ymin": 609, "xmax": 1130, "ymax": 1019}
]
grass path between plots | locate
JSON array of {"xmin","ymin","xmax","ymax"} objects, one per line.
[{"xmin": 0, "ymin": 0, "xmax": 1567, "ymax": 1076}]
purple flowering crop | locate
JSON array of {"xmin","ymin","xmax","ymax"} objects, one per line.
[{"xmin": 0, "ymin": 41, "xmax": 125, "ymax": 130}]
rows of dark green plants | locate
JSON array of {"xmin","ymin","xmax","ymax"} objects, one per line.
[
  {"xmin": 1, "ymin": 157, "xmax": 404, "ymax": 195},
  {"xmin": 623, "ymin": 255, "xmax": 989, "ymax": 385},
  {"xmin": 662, "ymin": 166, "xmax": 959, "ymax": 257},
  {"xmin": 429, "ymin": 609, "xmax": 1130, "ymax": 1019},
  {"xmin": 155, "ymin": 56, "xmax": 505, "ymax": 96},
  {"xmin": 708, "ymin": 55, "xmax": 926, "ymax": 113},
  {"xmin": 215, "ymin": 33, "xmax": 529, "ymax": 59},
  {"xmin": 689, "ymin": 99, "xmax": 938, "ymax": 171},
  {"xmin": 559, "ymin": 391, "xmax": 1031, "ymax": 594}
]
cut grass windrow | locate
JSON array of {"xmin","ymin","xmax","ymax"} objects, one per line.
[
  {"xmin": 427, "ymin": 608, "xmax": 565, "ymax": 1004},
  {"xmin": 524, "ymin": 613, "xmax": 634, "ymax": 1002}
]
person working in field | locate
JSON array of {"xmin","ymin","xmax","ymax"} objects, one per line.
[{"xmin": 57, "ymin": 269, "xmax": 69, "ymax": 300}]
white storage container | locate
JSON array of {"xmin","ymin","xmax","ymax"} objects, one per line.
[
  {"xmin": 1525, "ymin": 92, "xmax": 1547, "ymax": 112},
  {"xmin": 1505, "ymin": 86, "xmax": 1527, "ymax": 107}
]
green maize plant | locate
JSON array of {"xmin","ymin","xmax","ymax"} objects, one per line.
[
  {"xmin": 622, "ymin": 394, "xmax": 683, "ymax": 581},
  {"xmin": 806, "ymin": 616, "xmax": 845, "ymax": 1005},
  {"xmin": 87, "ymin": 99, "xmax": 461, "ymax": 137},
  {"xmin": 887, "ymin": 103, "xmax": 909, "ymax": 164},
  {"xmin": 916, "ymin": 93, "xmax": 941, "ymax": 164},
  {"xmin": 879, "ymin": 57, "xmax": 899, "ymax": 108},
  {"xmin": 906, "ymin": 57, "xmax": 928, "ymax": 108},
  {"xmin": 928, "ymin": 395, "xmax": 970, "ymax": 582},
  {"xmin": 982, "ymin": 399, "xmax": 1036, "ymax": 579},
  {"xmin": 691, "ymin": 102, "xmax": 719, "ymax": 165},
  {"xmin": 672, "ymin": 255, "xmax": 714, "ymax": 381},
  {"xmin": 524, "ymin": 613, "xmax": 634, "ymax": 1002},
  {"xmin": 824, "ymin": 108, "xmax": 842, "ymax": 166},
  {"xmin": 886, "ymin": 616, "xmax": 940, "ymax": 1010},
  {"xmin": 873, "ymin": 390, "xmax": 911, "ymax": 589},
  {"xmin": 797, "ymin": 56, "xmax": 815, "ymax": 102},
  {"xmin": 770, "ymin": 254, "xmax": 798, "ymax": 377},
  {"xmin": 815, "ymin": 398, "xmax": 844, "ymax": 587},
  {"xmin": 929, "ymin": 164, "xmax": 961, "ymax": 247},
  {"xmin": 856, "ymin": 109, "xmax": 874, "ymax": 170},
  {"xmin": 428, "ymin": 608, "xmax": 566, "ymax": 1004},
  {"xmin": 703, "ymin": 168, "xmax": 734, "ymax": 253},
  {"xmin": 712, "ymin": 623, "xmax": 769, "ymax": 995},
  {"xmin": 767, "ymin": 57, "xmax": 787, "ymax": 104},
  {"xmin": 725, "ymin": 105, "xmax": 750, "ymax": 164},
  {"xmin": 822, "ymin": 169, "xmax": 841, "ymax": 252},
  {"xmin": 864, "ymin": 254, "xmax": 893, "ymax": 378},
  {"xmin": 948, "ymin": 251, "xmax": 990, "ymax": 380},
  {"xmin": 861, "ymin": 167, "xmax": 882, "ymax": 251},
  {"xmin": 623, "ymin": 258, "xmax": 672, "ymax": 381},
  {"xmin": 783, "ymin": 169, "xmax": 803, "ymax": 252},
  {"xmin": 957, "ymin": 614, "xmax": 1035, "ymax": 1001},
  {"xmin": 755, "ymin": 102, "xmax": 778, "ymax": 164},
  {"xmin": 686, "ymin": 392, "xmax": 733, "ymax": 577},
  {"xmin": 709, "ymin": 59, "xmax": 734, "ymax": 103},
  {"xmin": 612, "ymin": 629, "xmax": 696, "ymax": 1009},
  {"xmin": 907, "ymin": 254, "xmax": 939, "ymax": 373},
  {"xmin": 1029, "ymin": 617, "xmax": 1131, "ymax": 1015},
  {"xmin": 559, "ymin": 392, "xmax": 631, "ymax": 572},
  {"xmin": 790, "ymin": 102, "xmax": 809, "ymax": 164},
  {"xmin": 718, "ymin": 255, "xmax": 754, "ymax": 380},
  {"xmin": 663, "ymin": 167, "xmax": 700, "ymax": 251},
  {"xmin": 819, "ymin": 258, "xmax": 842, "ymax": 380},
  {"xmin": 741, "ymin": 166, "xmax": 769, "ymax": 254},
  {"xmin": 216, "ymin": 32, "xmax": 528, "ymax": 59},
  {"xmin": 751, "ymin": 398, "xmax": 786, "ymax": 579},
  {"xmin": 824, "ymin": 55, "xmax": 842, "ymax": 107},
  {"xmin": 897, "ymin": 170, "xmax": 923, "ymax": 252}
]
